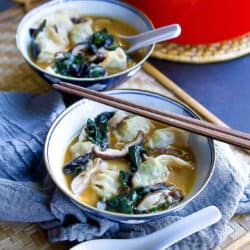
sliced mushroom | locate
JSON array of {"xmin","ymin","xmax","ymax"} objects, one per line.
[
  {"xmin": 71, "ymin": 43, "xmax": 88, "ymax": 56},
  {"xmin": 63, "ymin": 153, "xmax": 92, "ymax": 175},
  {"xmin": 93, "ymin": 131, "xmax": 144, "ymax": 160},
  {"xmin": 88, "ymin": 51, "xmax": 106, "ymax": 63},
  {"xmin": 71, "ymin": 158, "xmax": 101, "ymax": 195},
  {"xmin": 135, "ymin": 188, "xmax": 183, "ymax": 212},
  {"xmin": 136, "ymin": 189, "xmax": 171, "ymax": 211},
  {"xmin": 108, "ymin": 110, "xmax": 129, "ymax": 129}
]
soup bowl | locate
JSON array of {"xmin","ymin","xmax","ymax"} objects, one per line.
[
  {"xmin": 44, "ymin": 90, "xmax": 216, "ymax": 224},
  {"xmin": 16, "ymin": 0, "xmax": 154, "ymax": 91}
]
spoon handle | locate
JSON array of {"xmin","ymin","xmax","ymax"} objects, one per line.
[
  {"xmin": 141, "ymin": 206, "xmax": 221, "ymax": 250},
  {"xmin": 126, "ymin": 24, "xmax": 181, "ymax": 53}
]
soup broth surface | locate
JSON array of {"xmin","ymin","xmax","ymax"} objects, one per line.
[
  {"xmin": 64, "ymin": 118, "xmax": 196, "ymax": 209},
  {"xmin": 30, "ymin": 11, "xmax": 145, "ymax": 78}
]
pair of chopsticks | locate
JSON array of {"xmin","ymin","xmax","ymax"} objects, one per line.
[{"xmin": 53, "ymin": 82, "xmax": 250, "ymax": 150}]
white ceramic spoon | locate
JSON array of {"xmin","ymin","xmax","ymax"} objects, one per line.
[
  {"xmin": 119, "ymin": 24, "xmax": 181, "ymax": 54},
  {"xmin": 70, "ymin": 206, "xmax": 221, "ymax": 250}
]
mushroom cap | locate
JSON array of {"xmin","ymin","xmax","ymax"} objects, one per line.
[{"xmin": 93, "ymin": 131, "xmax": 144, "ymax": 160}]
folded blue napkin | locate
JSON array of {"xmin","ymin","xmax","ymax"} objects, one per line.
[{"xmin": 0, "ymin": 91, "xmax": 249, "ymax": 249}]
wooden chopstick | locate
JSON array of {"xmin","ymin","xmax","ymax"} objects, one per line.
[
  {"xmin": 61, "ymin": 81, "xmax": 250, "ymax": 141},
  {"xmin": 53, "ymin": 82, "xmax": 250, "ymax": 150}
]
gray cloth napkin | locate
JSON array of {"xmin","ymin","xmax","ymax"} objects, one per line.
[{"xmin": 0, "ymin": 91, "xmax": 249, "ymax": 250}]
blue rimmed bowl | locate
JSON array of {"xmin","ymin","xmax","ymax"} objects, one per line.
[
  {"xmin": 16, "ymin": 0, "xmax": 154, "ymax": 91},
  {"xmin": 44, "ymin": 90, "xmax": 216, "ymax": 224}
]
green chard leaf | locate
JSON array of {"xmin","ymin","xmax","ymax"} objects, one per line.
[
  {"xmin": 128, "ymin": 145, "xmax": 147, "ymax": 172},
  {"xmin": 85, "ymin": 112, "xmax": 115, "ymax": 150},
  {"xmin": 119, "ymin": 170, "xmax": 132, "ymax": 189},
  {"xmin": 105, "ymin": 184, "xmax": 175, "ymax": 214}
]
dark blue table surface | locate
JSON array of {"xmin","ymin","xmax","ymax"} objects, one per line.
[
  {"xmin": 150, "ymin": 56, "xmax": 250, "ymax": 133},
  {"xmin": 1, "ymin": 1, "xmax": 250, "ymax": 133}
]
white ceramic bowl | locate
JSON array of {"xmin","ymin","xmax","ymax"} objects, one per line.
[
  {"xmin": 16, "ymin": 0, "xmax": 154, "ymax": 91},
  {"xmin": 44, "ymin": 90, "xmax": 216, "ymax": 224}
]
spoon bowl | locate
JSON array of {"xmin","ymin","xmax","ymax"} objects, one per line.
[
  {"xmin": 70, "ymin": 206, "xmax": 221, "ymax": 250},
  {"xmin": 119, "ymin": 24, "xmax": 181, "ymax": 53}
]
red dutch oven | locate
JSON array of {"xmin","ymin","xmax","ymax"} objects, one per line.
[{"xmin": 125, "ymin": 0, "xmax": 250, "ymax": 44}]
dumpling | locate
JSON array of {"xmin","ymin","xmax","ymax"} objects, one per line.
[
  {"xmin": 35, "ymin": 10, "xmax": 80, "ymax": 63},
  {"xmin": 90, "ymin": 160, "xmax": 129, "ymax": 200},
  {"xmin": 147, "ymin": 127, "xmax": 189, "ymax": 149},
  {"xmin": 100, "ymin": 48, "xmax": 127, "ymax": 70},
  {"xmin": 132, "ymin": 156, "xmax": 170, "ymax": 188},
  {"xmin": 132, "ymin": 154, "xmax": 192, "ymax": 188},
  {"xmin": 70, "ymin": 20, "xmax": 93, "ymax": 44},
  {"xmin": 46, "ymin": 9, "xmax": 79, "ymax": 37},
  {"xmin": 156, "ymin": 155, "xmax": 194, "ymax": 169},
  {"xmin": 70, "ymin": 141, "xmax": 94, "ymax": 158},
  {"xmin": 115, "ymin": 116, "xmax": 153, "ymax": 142},
  {"xmin": 108, "ymin": 110, "xmax": 129, "ymax": 129},
  {"xmin": 36, "ymin": 28, "xmax": 67, "ymax": 63}
]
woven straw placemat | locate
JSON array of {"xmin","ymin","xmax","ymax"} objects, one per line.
[
  {"xmin": 152, "ymin": 34, "xmax": 250, "ymax": 64},
  {"xmin": 0, "ymin": 2, "xmax": 249, "ymax": 250}
]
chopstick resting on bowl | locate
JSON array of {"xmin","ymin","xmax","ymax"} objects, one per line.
[{"xmin": 53, "ymin": 82, "xmax": 250, "ymax": 150}]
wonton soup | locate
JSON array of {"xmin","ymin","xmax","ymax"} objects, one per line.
[
  {"xmin": 29, "ymin": 9, "xmax": 143, "ymax": 78},
  {"xmin": 63, "ymin": 111, "xmax": 196, "ymax": 214}
]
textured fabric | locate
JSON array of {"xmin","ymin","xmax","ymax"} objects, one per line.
[{"xmin": 0, "ymin": 91, "xmax": 249, "ymax": 249}]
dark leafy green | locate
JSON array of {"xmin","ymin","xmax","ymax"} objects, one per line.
[
  {"xmin": 88, "ymin": 29, "xmax": 118, "ymax": 52},
  {"xmin": 119, "ymin": 170, "xmax": 132, "ymax": 190},
  {"xmin": 95, "ymin": 112, "xmax": 115, "ymax": 132},
  {"xmin": 53, "ymin": 53, "xmax": 90, "ymax": 77},
  {"xmin": 29, "ymin": 19, "xmax": 47, "ymax": 39},
  {"xmin": 29, "ymin": 19, "xmax": 46, "ymax": 59},
  {"xmin": 31, "ymin": 40, "xmax": 41, "ymax": 59},
  {"xmin": 89, "ymin": 64, "xmax": 106, "ymax": 78},
  {"xmin": 128, "ymin": 145, "xmax": 147, "ymax": 172},
  {"xmin": 63, "ymin": 153, "xmax": 92, "ymax": 175},
  {"xmin": 85, "ymin": 112, "xmax": 115, "ymax": 150},
  {"xmin": 106, "ymin": 184, "xmax": 171, "ymax": 214},
  {"xmin": 53, "ymin": 52, "xmax": 106, "ymax": 78}
]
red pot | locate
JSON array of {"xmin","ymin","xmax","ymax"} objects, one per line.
[{"xmin": 125, "ymin": 0, "xmax": 250, "ymax": 44}]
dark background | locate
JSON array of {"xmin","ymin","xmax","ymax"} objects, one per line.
[{"xmin": 1, "ymin": 1, "xmax": 250, "ymax": 133}]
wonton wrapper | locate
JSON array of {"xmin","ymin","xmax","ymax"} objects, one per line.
[
  {"xmin": 132, "ymin": 156, "xmax": 170, "ymax": 188},
  {"xmin": 132, "ymin": 154, "xmax": 193, "ymax": 188},
  {"xmin": 36, "ymin": 28, "xmax": 67, "ymax": 63},
  {"xmin": 70, "ymin": 141, "xmax": 94, "ymax": 158},
  {"xmin": 70, "ymin": 20, "xmax": 93, "ymax": 44},
  {"xmin": 35, "ymin": 10, "xmax": 81, "ymax": 63},
  {"xmin": 100, "ymin": 48, "xmax": 127, "ymax": 70},
  {"xmin": 115, "ymin": 116, "xmax": 153, "ymax": 142},
  {"xmin": 147, "ymin": 127, "xmax": 189, "ymax": 149},
  {"xmin": 90, "ymin": 160, "xmax": 129, "ymax": 200}
]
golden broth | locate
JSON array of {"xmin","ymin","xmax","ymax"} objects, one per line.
[
  {"xmin": 63, "ymin": 120, "xmax": 196, "ymax": 207},
  {"xmin": 35, "ymin": 16, "xmax": 145, "ymax": 75}
]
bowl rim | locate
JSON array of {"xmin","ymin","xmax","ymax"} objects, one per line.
[
  {"xmin": 44, "ymin": 89, "xmax": 216, "ymax": 220},
  {"xmin": 16, "ymin": 0, "xmax": 155, "ymax": 82}
]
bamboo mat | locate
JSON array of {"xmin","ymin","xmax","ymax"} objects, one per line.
[
  {"xmin": 0, "ymin": 2, "xmax": 250, "ymax": 250},
  {"xmin": 151, "ymin": 34, "xmax": 250, "ymax": 64}
]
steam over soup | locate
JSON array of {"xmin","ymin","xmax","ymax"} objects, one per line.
[
  {"xmin": 29, "ymin": 10, "xmax": 143, "ymax": 78},
  {"xmin": 63, "ymin": 111, "xmax": 196, "ymax": 215}
]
